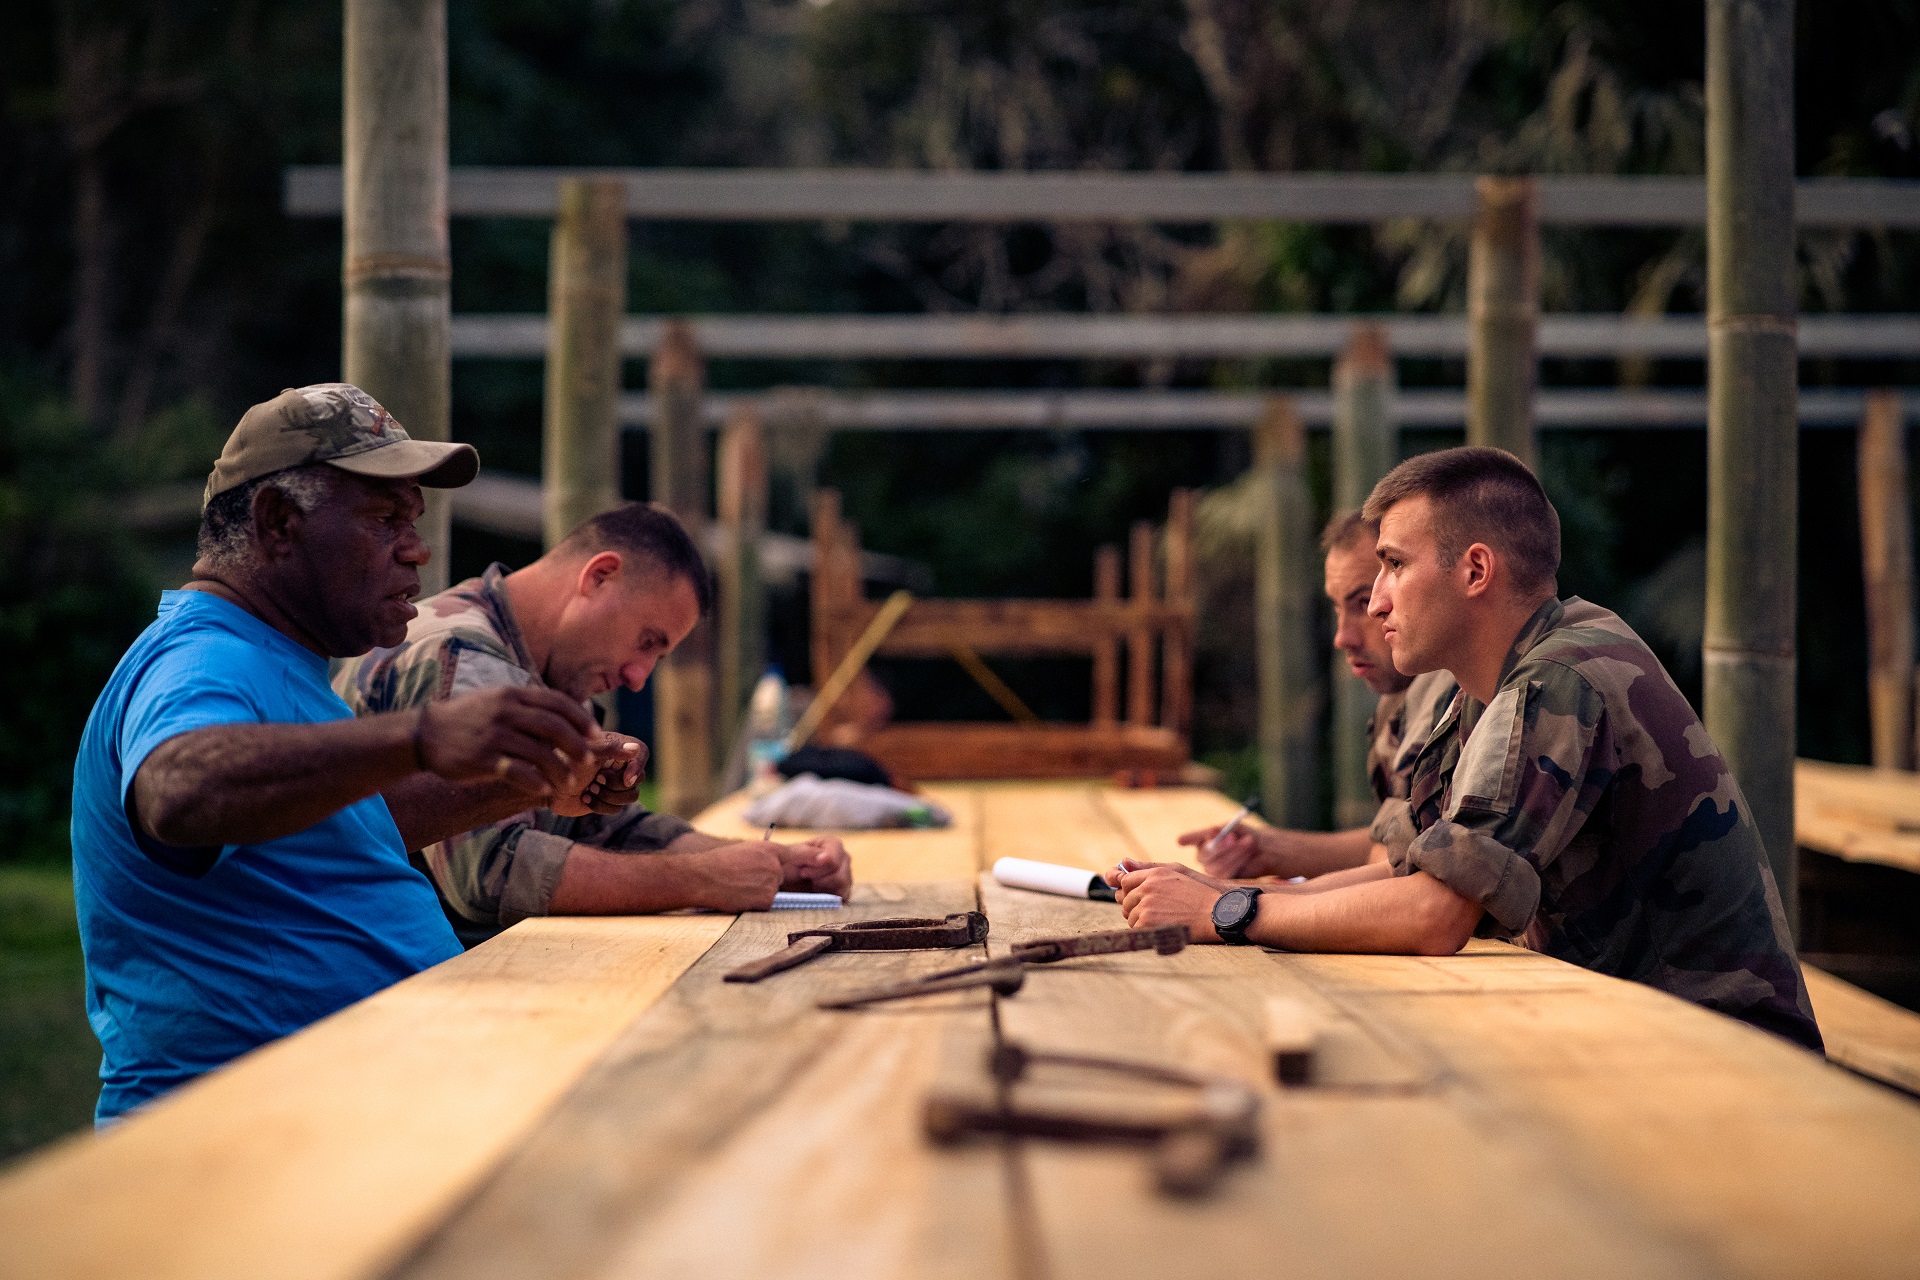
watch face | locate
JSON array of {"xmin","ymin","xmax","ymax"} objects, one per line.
[{"xmin": 1211, "ymin": 887, "xmax": 1257, "ymax": 936}]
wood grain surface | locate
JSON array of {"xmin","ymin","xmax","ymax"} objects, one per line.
[
  {"xmin": 1805, "ymin": 964, "xmax": 1920, "ymax": 1095},
  {"xmin": 0, "ymin": 913, "xmax": 731, "ymax": 1280}
]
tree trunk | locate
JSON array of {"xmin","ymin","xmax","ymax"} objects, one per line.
[
  {"xmin": 1253, "ymin": 397, "xmax": 1320, "ymax": 829},
  {"xmin": 1331, "ymin": 325, "xmax": 1397, "ymax": 829},
  {"xmin": 650, "ymin": 321, "xmax": 714, "ymax": 816},
  {"xmin": 1858, "ymin": 389, "xmax": 1911, "ymax": 770},
  {"xmin": 1467, "ymin": 176, "xmax": 1539, "ymax": 469},
  {"xmin": 1704, "ymin": 0, "xmax": 1799, "ymax": 932},
  {"xmin": 543, "ymin": 178, "xmax": 626, "ymax": 549},
  {"xmin": 343, "ymin": 0, "xmax": 452, "ymax": 592}
]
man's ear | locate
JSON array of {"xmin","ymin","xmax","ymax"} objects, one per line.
[
  {"xmin": 1459, "ymin": 542, "xmax": 1498, "ymax": 599},
  {"xmin": 251, "ymin": 484, "xmax": 304, "ymax": 561},
  {"xmin": 578, "ymin": 550, "xmax": 624, "ymax": 596}
]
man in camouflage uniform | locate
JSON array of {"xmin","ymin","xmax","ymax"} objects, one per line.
[
  {"xmin": 1188, "ymin": 512, "xmax": 1456, "ymax": 881},
  {"xmin": 1116, "ymin": 447, "xmax": 1820, "ymax": 1051},
  {"xmin": 336, "ymin": 502, "xmax": 852, "ymax": 945}
]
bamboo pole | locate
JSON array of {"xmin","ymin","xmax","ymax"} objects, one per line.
[
  {"xmin": 1092, "ymin": 546, "xmax": 1120, "ymax": 727},
  {"xmin": 1330, "ymin": 325, "xmax": 1397, "ymax": 829},
  {"xmin": 1466, "ymin": 176, "xmax": 1539, "ymax": 470},
  {"xmin": 1858, "ymin": 390, "xmax": 1912, "ymax": 770},
  {"xmin": 1127, "ymin": 521, "xmax": 1156, "ymax": 727},
  {"xmin": 1704, "ymin": 0, "xmax": 1799, "ymax": 931},
  {"xmin": 1253, "ymin": 397, "xmax": 1320, "ymax": 828},
  {"xmin": 343, "ymin": 0, "xmax": 452, "ymax": 593},
  {"xmin": 717, "ymin": 406, "xmax": 768, "ymax": 755},
  {"xmin": 649, "ymin": 321, "xmax": 714, "ymax": 816},
  {"xmin": 542, "ymin": 178, "xmax": 626, "ymax": 549}
]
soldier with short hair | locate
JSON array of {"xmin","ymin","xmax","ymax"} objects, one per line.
[
  {"xmin": 1114, "ymin": 446, "xmax": 1821, "ymax": 1052},
  {"xmin": 1182, "ymin": 510, "xmax": 1454, "ymax": 882},
  {"xmin": 335, "ymin": 502, "xmax": 852, "ymax": 944}
]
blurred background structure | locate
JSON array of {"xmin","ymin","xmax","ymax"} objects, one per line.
[{"xmin": 6, "ymin": 0, "xmax": 1920, "ymax": 1158}]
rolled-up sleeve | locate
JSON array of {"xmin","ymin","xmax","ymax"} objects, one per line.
[
  {"xmin": 1370, "ymin": 799, "xmax": 1418, "ymax": 865},
  {"xmin": 1402, "ymin": 672, "xmax": 1604, "ymax": 938}
]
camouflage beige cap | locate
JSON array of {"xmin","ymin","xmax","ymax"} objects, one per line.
[{"xmin": 202, "ymin": 383, "xmax": 480, "ymax": 507}]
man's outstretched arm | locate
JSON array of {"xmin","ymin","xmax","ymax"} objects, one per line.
[
  {"xmin": 1115, "ymin": 862, "xmax": 1482, "ymax": 955},
  {"xmin": 132, "ymin": 686, "xmax": 597, "ymax": 851}
]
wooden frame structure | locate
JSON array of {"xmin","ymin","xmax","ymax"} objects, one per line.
[{"xmin": 808, "ymin": 488, "xmax": 1197, "ymax": 779}]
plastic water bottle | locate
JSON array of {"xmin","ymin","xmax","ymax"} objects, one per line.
[{"xmin": 746, "ymin": 668, "xmax": 790, "ymax": 795}]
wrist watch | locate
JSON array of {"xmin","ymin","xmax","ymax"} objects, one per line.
[{"xmin": 1211, "ymin": 886, "xmax": 1263, "ymax": 946}]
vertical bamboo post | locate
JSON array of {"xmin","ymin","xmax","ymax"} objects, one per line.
[
  {"xmin": 809, "ymin": 489, "xmax": 849, "ymax": 689},
  {"xmin": 650, "ymin": 321, "xmax": 713, "ymax": 816},
  {"xmin": 1859, "ymin": 390, "xmax": 1912, "ymax": 770},
  {"xmin": 542, "ymin": 178, "xmax": 626, "ymax": 549},
  {"xmin": 1466, "ymin": 176, "xmax": 1539, "ymax": 470},
  {"xmin": 1127, "ymin": 521, "xmax": 1157, "ymax": 727},
  {"xmin": 1330, "ymin": 324, "xmax": 1398, "ymax": 828},
  {"xmin": 717, "ymin": 406, "xmax": 769, "ymax": 754},
  {"xmin": 1160, "ymin": 489, "xmax": 1197, "ymax": 739},
  {"xmin": 1253, "ymin": 397, "xmax": 1320, "ymax": 829},
  {"xmin": 1092, "ymin": 546, "xmax": 1120, "ymax": 728},
  {"xmin": 1705, "ymin": 0, "xmax": 1799, "ymax": 931},
  {"xmin": 343, "ymin": 0, "xmax": 451, "ymax": 592}
]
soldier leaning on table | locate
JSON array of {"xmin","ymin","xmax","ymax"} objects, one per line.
[
  {"xmin": 69, "ymin": 385, "xmax": 630, "ymax": 1122},
  {"xmin": 333, "ymin": 501, "xmax": 852, "ymax": 946},
  {"xmin": 1113, "ymin": 445, "xmax": 1823, "ymax": 1053},
  {"xmin": 1181, "ymin": 510, "xmax": 1457, "ymax": 883}
]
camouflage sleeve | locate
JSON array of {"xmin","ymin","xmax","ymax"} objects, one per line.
[
  {"xmin": 1401, "ymin": 668, "xmax": 1607, "ymax": 936},
  {"xmin": 422, "ymin": 820, "xmax": 573, "ymax": 928},
  {"xmin": 1368, "ymin": 798, "xmax": 1417, "ymax": 861}
]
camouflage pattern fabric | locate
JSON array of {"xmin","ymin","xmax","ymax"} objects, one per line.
[
  {"xmin": 332, "ymin": 563, "xmax": 693, "ymax": 939},
  {"xmin": 1393, "ymin": 597, "xmax": 1822, "ymax": 1052},
  {"xmin": 1365, "ymin": 670, "xmax": 1457, "ymax": 858}
]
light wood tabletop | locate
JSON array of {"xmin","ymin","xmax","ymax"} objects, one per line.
[{"xmin": 5, "ymin": 782, "xmax": 1919, "ymax": 1280}]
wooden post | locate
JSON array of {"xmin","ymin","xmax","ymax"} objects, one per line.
[
  {"xmin": 1330, "ymin": 324, "xmax": 1397, "ymax": 829},
  {"xmin": 649, "ymin": 322, "xmax": 713, "ymax": 816},
  {"xmin": 542, "ymin": 178, "xmax": 626, "ymax": 549},
  {"xmin": 717, "ymin": 407, "xmax": 768, "ymax": 754},
  {"xmin": 1466, "ymin": 175, "xmax": 1539, "ymax": 470},
  {"xmin": 1160, "ymin": 489, "xmax": 1196, "ymax": 739},
  {"xmin": 1704, "ymin": 0, "xmax": 1799, "ymax": 931},
  {"xmin": 1859, "ymin": 390, "xmax": 1912, "ymax": 770},
  {"xmin": 343, "ymin": 0, "xmax": 452, "ymax": 592},
  {"xmin": 1127, "ymin": 521, "xmax": 1157, "ymax": 727},
  {"xmin": 1092, "ymin": 546, "xmax": 1120, "ymax": 728},
  {"xmin": 1253, "ymin": 398, "xmax": 1320, "ymax": 829}
]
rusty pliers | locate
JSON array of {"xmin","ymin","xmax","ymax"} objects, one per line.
[
  {"xmin": 817, "ymin": 924, "xmax": 1189, "ymax": 1009},
  {"xmin": 724, "ymin": 912, "xmax": 990, "ymax": 983}
]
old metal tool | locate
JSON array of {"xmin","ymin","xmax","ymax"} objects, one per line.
[
  {"xmin": 724, "ymin": 911, "xmax": 989, "ymax": 983},
  {"xmin": 923, "ymin": 1040, "xmax": 1261, "ymax": 1197},
  {"xmin": 816, "ymin": 924, "xmax": 1189, "ymax": 1010}
]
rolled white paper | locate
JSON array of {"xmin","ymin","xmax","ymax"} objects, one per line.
[{"xmin": 992, "ymin": 856, "xmax": 1105, "ymax": 899}]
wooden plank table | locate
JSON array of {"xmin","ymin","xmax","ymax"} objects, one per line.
[{"xmin": 5, "ymin": 782, "xmax": 1920, "ymax": 1280}]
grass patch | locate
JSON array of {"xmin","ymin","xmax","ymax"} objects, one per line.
[{"xmin": 0, "ymin": 864, "xmax": 97, "ymax": 1165}]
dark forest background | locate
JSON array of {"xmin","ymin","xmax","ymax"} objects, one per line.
[{"xmin": 4, "ymin": 0, "xmax": 1920, "ymax": 859}]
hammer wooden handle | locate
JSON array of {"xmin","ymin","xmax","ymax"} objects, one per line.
[{"xmin": 724, "ymin": 934, "xmax": 835, "ymax": 983}]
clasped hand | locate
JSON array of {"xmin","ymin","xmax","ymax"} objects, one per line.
[
  {"xmin": 1104, "ymin": 859, "xmax": 1237, "ymax": 943},
  {"xmin": 414, "ymin": 686, "xmax": 646, "ymax": 814}
]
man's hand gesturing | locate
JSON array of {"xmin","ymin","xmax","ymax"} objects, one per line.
[
  {"xmin": 1180, "ymin": 823, "xmax": 1272, "ymax": 879},
  {"xmin": 413, "ymin": 687, "xmax": 598, "ymax": 798},
  {"xmin": 548, "ymin": 732, "xmax": 648, "ymax": 818}
]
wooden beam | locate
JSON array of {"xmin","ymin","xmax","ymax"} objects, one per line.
[
  {"xmin": 649, "ymin": 321, "xmax": 714, "ymax": 816},
  {"xmin": 285, "ymin": 165, "xmax": 1920, "ymax": 227},
  {"xmin": 716, "ymin": 406, "xmax": 768, "ymax": 753},
  {"xmin": 1704, "ymin": 0, "xmax": 1800, "ymax": 933},
  {"xmin": 1253, "ymin": 397, "xmax": 1320, "ymax": 828},
  {"xmin": 1858, "ymin": 389, "xmax": 1914, "ymax": 770},
  {"xmin": 615, "ymin": 386, "xmax": 1920, "ymax": 432},
  {"xmin": 1330, "ymin": 325, "xmax": 1397, "ymax": 829},
  {"xmin": 541, "ymin": 177, "xmax": 625, "ymax": 548},
  {"xmin": 1160, "ymin": 489, "xmax": 1196, "ymax": 738},
  {"xmin": 1127, "ymin": 520, "xmax": 1156, "ymax": 726},
  {"xmin": 342, "ymin": 0, "xmax": 451, "ymax": 592},
  {"xmin": 452, "ymin": 311, "xmax": 1920, "ymax": 362},
  {"xmin": 1092, "ymin": 546, "xmax": 1120, "ymax": 727},
  {"xmin": 1467, "ymin": 176, "xmax": 1539, "ymax": 468},
  {"xmin": 0, "ymin": 914, "xmax": 729, "ymax": 1280}
]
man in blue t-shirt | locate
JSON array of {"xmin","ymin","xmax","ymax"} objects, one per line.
[{"xmin": 72, "ymin": 384, "xmax": 642, "ymax": 1121}]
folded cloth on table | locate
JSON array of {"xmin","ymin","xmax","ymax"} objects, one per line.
[{"xmin": 744, "ymin": 774, "xmax": 952, "ymax": 831}]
